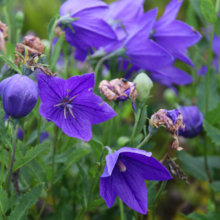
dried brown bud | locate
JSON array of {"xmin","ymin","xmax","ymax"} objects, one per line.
[
  {"xmin": 55, "ymin": 26, "xmax": 64, "ymax": 37},
  {"xmin": 0, "ymin": 21, "xmax": 8, "ymax": 53}
]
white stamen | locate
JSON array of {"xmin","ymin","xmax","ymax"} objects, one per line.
[
  {"xmin": 69, "ymin": 95, "xmax": 78, "ymax": 102},
  {"xmin": 117, "ymin": 160, "xmax": 126, "ymax": 172},
  {"xmin": 64, "ymin": 106, "xmax": 67, "ymax": 119},
  {"xmin": 69, "ymin": 108, "xmax": 75, "ymax": 118},
  {"xmin": 54, "ymin": 103, "xmax": 63, "ymax": 107}
]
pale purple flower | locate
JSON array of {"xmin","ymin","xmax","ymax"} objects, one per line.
[
  {"xmin": 100, "ymin": 147, "xmax": 172, "ymax": 214},
  {"xmin": 37, "ymin": 72, "xmax": 116, "ymax": 141}
]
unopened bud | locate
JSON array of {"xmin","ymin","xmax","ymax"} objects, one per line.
[
  {"xmin": 15, "ymin": 11, "xmax": 24, "ymax": 29},
  {"xmin": 163, "ymin": 89, "xmax": 176, "ymax": 104},
  {"xmin": 133, "ymin": 73, "xmax": 153, "ymax": 101},
  {"xmin": 117, "ymin": 136, "xmax": 130, "ymax": 147}
]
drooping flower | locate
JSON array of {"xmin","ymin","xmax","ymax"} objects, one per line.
[
  {"xmin": 150, "ymin": 109, "xmax": 185, "ymax": 150},
  {"xmin": 178, "ymin": 106, "xmax": 203, "ymax": 138},
  {"xmin": 37, "ymin": 72, "xmax": 116, "ymax": 141},
  {"xmin": 153, "ymin": 0, "xmax": 201, "ymax": 67},
  {"xmin": 99, "ymin": 78, "xmax": 137, "ymax": 112},
  {"xmin": 59, "ymin": 0, "xmax": 117, "ymax": 61},
  {"xmin": 0, "ymin": 74, "xmax": 38, "ymax": 118},
  {"xmin": 100, "ymin": 147, "xmax": 172, "ymax": 214}
]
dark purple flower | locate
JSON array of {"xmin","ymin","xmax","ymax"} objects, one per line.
[
  {"xmin": 0, "ymin": 74, "xmax": 38, "ymax": 118},
  {"xmin": 37, "ymin": 72, "xmax": 116, "ymax": 141},
  {"xmin": 40, "ymin": 131, "xmax": 50, "ymax": 143},
  {"xmin": 153, "ymin": 0, "xmax": 201, "ymax": 67},
  {"xmin": 178, "ymin": 106, "xmax": 203, "ymax": 138},
  {"xmin": 17, "ymin": 126, "xmax": 24, "ymax": 141},
  {"xmin": 100, "ymin": 147, "xmax": 172, "ymax": 214},
  {"xmin": 150, "ymin": 63, "xmax": 193, "ymax": 94},
  {"xmin": 59, "ymin": 0, "xmax": 117, "ymax": 61}
]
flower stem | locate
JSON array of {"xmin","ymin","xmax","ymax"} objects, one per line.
[
  {"xmin": 3, "ymin": 6, "xmax": 11, "ymax": 43},
  {"xmin": 37, "ymin": 116, "xmax": 41, "ymax": 145},
  {"xmin": 136, "ymin": 133, "xmax": 152, "ymax": 149},
  {"xmin": 216, "ymin": 0, "xmax": 220, "ymax": 12},
  {"xmin": 152, "ymin": 181, "xmax": 167, "ymax": 220},
  {"xmin": 119, "ymin": 198, "xmax": 124, "ymax": 220},
  {"xmin": 0, "ymin": 145, "xmax": 5, "ymax": 186},
  {"xmin": 131, "ymin": 108, "xmax": 141, "ymax": 147},
  {"xmin": 6, "ymin": 124, "xmax": 17, "ymax": 194}
]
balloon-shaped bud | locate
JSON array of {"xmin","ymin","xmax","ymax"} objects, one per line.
[
  {"xmin": 163, "ymin": 89, "xmax": 176, "ymax": 104},
  {"xmin": 133, "ymin": 73, "xmax": 153, "ymax": 101},
  {"xmin": 0, "ymin": 74, "xmax": 38, "ymax": 118},
  {"xmin": 15, "ymin": 11, "xmax": 24, "ymax": 29}
]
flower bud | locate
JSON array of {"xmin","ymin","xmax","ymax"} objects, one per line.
[
  {"xmin": 15, "ymin": 11, "xmax": 24, "ymax": 29},
  {"xmin": 0, "ymin": 74, "xmax": 38, "ymax": 118},
  {"xmin": 17, "ymin": 126, "xmax": 24, "ymax": 141},
  {"xmin": 163, "ymin": 89, "xmax": 176, "ymax": 104},
  {"xmin": 117, "ymin": 136, "xmax": 130, "ymax": 147},
  {"xmin": 133, "ymin": 73, "xmax": 153, "ymax": 101}
]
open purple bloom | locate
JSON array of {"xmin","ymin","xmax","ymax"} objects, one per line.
[
  {"xmin": 153, "ymin": 0, "xmax": 201, "ymax": 67},
  {"xmin": 37, "ymin": 72, "xmax": 116, "ymax": 141},
  {"xmin": 178, "ymin": 106, "xmax": 203, "ymax": 138},
  {"xmin": 0, "ymin": 74, "xmax": 38, "ymax": 118},
  {"xmin": 100, "ymin": 147, "xmax": 172, "ymax": 214},
  {"xmin": 59, "ymin": 0, "xmax": 117, "ymax": 61}
]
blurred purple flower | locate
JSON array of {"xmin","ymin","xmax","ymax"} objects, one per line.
[
  {"xmin": 0, "ymin": 74, "xmax": 38, "ymax": 118},
  {"xmin": 37, "ymin": 72, "xmax": 116, "ymax": 141},
  {"xmin": 40, "ymin": 131, "xmax": 50, "ymax": 143},
  {"xmin": 59, "ymin": 0, "xmax": 117, "ymax": 61},
  {"xmin": 100, "ymin": 147, "xmax": 172, "ymax": 214},
  {"xmin": 153, "ymin": 0, "xmax": 201, "ymax": 67},
  {"xmin": 178, "ymin": 106, "xmax": 203, "ymax": 138},
  {"xmin": 17, "ymin": 126, "xmax": 24, "ymax": 141}
]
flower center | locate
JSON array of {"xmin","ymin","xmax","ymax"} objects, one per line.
[
  {"xmin": 117, "ymin": 160, "xmax": 126, "ymax": 172},
  {"xmin": 54, "ymin": 95, "xmax": 77, "ymax": 119}
]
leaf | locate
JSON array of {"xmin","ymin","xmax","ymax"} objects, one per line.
[
  {"xmin": 177, "ymin": 151, "xmax": 209, "ymax": 181},
  {"xmin": 0, "ymin": 55, "xmax": 22, "ymax": 74},
  {"xmin": 135, "ymin": 105, "xmax": 147, "ymax": 135},
  {"xmin": 50, "ymin": 33, "xmax": 65, "ymax": 72},
  {"xmin": 13, "ymin": 142, "xmax": 51, "ymax": 172},
  {"xmin": 203, "ymin": 120, "xmax": 220, "ymax": 145},
  {"xmin": 209, "ymin": 181, "xmax": 220, "ymax": 192},
  {"xmin": 54, "ymin": 166, "xmax": 65, "ymax": 184},
  {"xmin": 0, "ymin": 107, "xmax": 5, "ymax": 132},
  {"xmin": 0, "ymin": 127, "xmax": 12, "ymax": 150},
  {"xmin": 47, "ymin": 16, "xmax": 56, "ymax": 40},
  {"xmin": 65, "ymin": 149, "xmax": 91, "ymax": 170},
  {"xmin": 28, "ymin": 160, "xmax": 48, "ymax": 190},
  {"xmin": 88, "ymin": 198, "xmax": 104, "ymax": 210},
  {"xmin": 147, "ymin": 181, "xmax": 158, "ymax": 208},
  {"xmin": 0, "ymin": 187, "xmax": 9, "ymax": 215},
  {"xmin": 189, "ymin": 0, "xmax": 206, "ymax": 25},
  {"xmin": 8, "ymin": 184, "xmax": 43, "ymax": 220},
  {"xmin": 89, "ymin": 138, "xmax": 103, "ymax": 160},
  {"xmin": 205, "ymin": 102, "xmax": 220, "ymax": 125},
  {"xmin": 201, "ymin": 0, "xmax": 217, "ymax": 24},
  {"xmin": 187, "ymin": 212, "xmax": 207, "ymax": 220}
]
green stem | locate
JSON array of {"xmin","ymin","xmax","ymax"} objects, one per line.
[
  {"xmin": 36, "ymin": 190, "xmax": 50, "ymax": 220},
  {"xmin": 6, "ymin": 124, "xmax": 17, "ymax": 194},
  {"xmin": 216, "ymin": 0, "xmax": 220, "ymax": 12},
  {"xmin": 3, "ymin": 6, "xmax": 11, "ymax": 43},
  {"xmin": 136, "ymin": 133, "xmax": 152, "ymax": 149},
  {"xmin": 37, "ymin": 116, "xmax": 41, "ymax": 145},
  {"xmin": 119, "ymin": 198, "xmax": 124, "ymax": 220},
  {"xmin": 204, "ymin": 138, "xmax": 212, "ymax": 183},
  {"xmin": 16, "ymin": 29, "xmax": 21, "ymax": 44},
  {"xmin": 152, "ymin": 181, "xmax": 167, "ymax": 220},
  {"xmin": 130, "ymin": 108, "xmax": 141, "ymax": 147},
  {"xmin": 0, "ymin": 145, "xmax": 5, "ymax": 186}
]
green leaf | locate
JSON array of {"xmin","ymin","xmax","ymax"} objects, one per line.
[
  {"xmin": 89, "ymin": 162, "xmax": 100, "ymax": 178},
  {"xmin": 0, "ymin": 187, "xmax": 9, "ymax": 215},
  {"xmin": 189, "ymin": 0, "xmax": 206, "ymax": 25},
  {"xmin": 47, "ymin": 16, "xmax": 56, "ymax": 40},
  {"xmin": 28, "ymin": 160, "xmax": 48, "ymax": 190},
  {"xmin": 50, "ymin": 33, "xmax": 65, "ymax": 72},
  {"xmin": 0, "ymin": 107, "xmax": 6, "ymax": 132},
  {"xmin": 0, "ymin": 127, "xmax": 12, "ymax": 150},
  {"xmin": 65, "ymin": 149, "xmax": 91, "ymax": 170},
  {"xmin": 209, "ymin": 181, "xmax": 220, "ymax": 192},
  {"xmin": 88, "ymin": 198, "xmax": 104, "ymax": 210},
  {"xmin": 0, "ymin": 55, "xmax": 22, "ymax": 74},
  {"xmin": 135, "ymin": 105, "xmax": 147, "ymax": 135},
  {"xmin": 187, "ymin": 212, "xmax": 207, "ymax": 220},
  {"xmin": 147, "ymin": 181, "xmax": 158, "ymax": 208},
  {"xmin": 177, "ymin": 151, "xmax": 209, "ymax": 181},
  {"xmin": 203, "ymin": 120, "xmax": 220, "ymax": 145},
  {"xmin": 13, "ymin": 142, "xmax": 51, "ymax": 172},
  {"xmin": 205, "ymin": 102, "xmax": 220, "ymax": 125},
  {"xmin": 89, "ymin": 138, "xmax": 103, "ymax": 160},
  {"xmin": 8, "ymin": 184, "xmax": 43, "ymax": 220},
  {"xmin": 201, "ymin": 0, "xmax": 217, "ymax": 24}
]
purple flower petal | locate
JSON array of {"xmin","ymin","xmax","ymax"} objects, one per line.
[
  {"xmin": 171, "ymin": 49, "xmax": 195, "ymax": 67},
  {"xmin": 212, "ymin": 34, "xmax": 220, "ymax": 56}
]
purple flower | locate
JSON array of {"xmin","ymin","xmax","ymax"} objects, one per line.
[
  {"xmin": 153, "ymin": 0, "xmax": 201, "ymax": 67},
  {"xmin": 178, "ymin": 106, "xmax": 203, "ymax": 138},
  {"xmin": 150, "ymin": 63, "xmax": 193, "ymax": 94},
  {"xmin": 37, "ymin": 72, "xmax": 116, "ymax": 141},
  {"xmin": 40, "ymin": 131, "xmax": 50, "ymax": 143},
  {"xmin": 59, "ymin": 0, "xmax": 117, "ymax": 61},
  {"xmin": 0, "ymin": 74, "xmax": 38, "ymax": 118},
  {"xmin": 17, "ymin": 126, "xmax": 24, "ymax": 141},
  {"xmin": 100, "ymin": 147, "xmax": 172, "ymax": 214}
]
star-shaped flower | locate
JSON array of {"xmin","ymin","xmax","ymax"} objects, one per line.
[
  {"xmin": 100, "ymin": 147, "xmax": 172, "ymax": 214},
  {"xmin": 37, "ymin": 72, "xmax": 117, "ymax": 141}
]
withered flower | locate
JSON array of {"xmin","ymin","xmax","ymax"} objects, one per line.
[
  {"xmin": 99, "ymin": 78, "xmax": 138, "ymax": 112},
  {"xmin": 0, "ymin": 21, "xmax": 8, "ymax": 53},
  {"xmin": 150, "ymin": 109, "xmax": 185, "ymax": 150}
]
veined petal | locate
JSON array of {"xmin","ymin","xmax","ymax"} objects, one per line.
[
  {"xmin": 154, "ymin": 0, "xmax": 183, "ymax": 29},
  {"xmin": 171, "ymin": 49, "xmax": 195, "ymax": 67},
  {"xmin": 37, "ymin": 73, "xmax": 66, "ymax": 104},
  {"xmin": 154, "ymin": 20, "xmax": 201, "ymax": 50}
]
